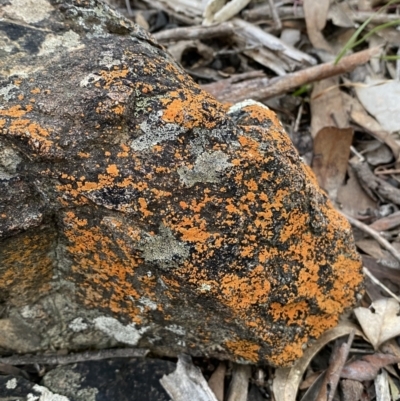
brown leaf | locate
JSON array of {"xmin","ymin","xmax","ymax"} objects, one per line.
[
  {"xmin": 310, "ymin": 78, "xmax": 349, "ymax": 138},
  {"xmin": 208, "ymin": 362, "xmax": 226, "ymax": 401},
  {"xmin": 337, "ymin": 166, "xmax": 377, "ymax": 217},
  {"xmin": 341, "ymin": 353, "xmax": 400, "ymax": 381},
  {"xmin": 369, "ymin": 211, "xmax": 400, "ymax": 232},
  {"xmin": 303, "ymin": 0, "xmax": 332, "ymax": 52},
  {"xmin": 354, "ymin": 298, "xmax": 400, "ymax": 349},
  {"xmin": 340, "ymin": 379, "xmax": 364, "ymax": 401},
  {"xmin": 273, "ymin": 322, "xmax": 363, "ymax": 401},
  {"xmin": 312, "ymin": 127, "xmax": 353, "ymax": 200}
]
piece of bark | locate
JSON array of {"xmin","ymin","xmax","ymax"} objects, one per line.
[
  {"xmin": 160, "ymin": 355, "xmax": 218, "ymax": 401},
  {"xmin": 0, "ymin": 0, "xmax": 363, "ymax": 367}
]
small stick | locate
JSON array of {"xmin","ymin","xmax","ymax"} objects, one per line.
[
  {"xmin": 268, "ymin": 0, "xmax": 282, "ymax": 30},
  {"xmin": 342, "ymin": 212, "xmax": 400, "ymax": 264},
  {"xmin": 363, "ymin": 267, "xmax": 400, "ymax": 302},
  {"xmin": 202, "ymin": 47, "xmax": 381, "ymax": 103},
  {"xmin": 153, "ymin": 22, "xmax": 234, "ymax": 42},
  {"xmin": 0, "ymin": 348, "xmax": 149, "ymax": 366}
]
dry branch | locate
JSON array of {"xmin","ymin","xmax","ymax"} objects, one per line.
[
  {"xmin": 202, "ymin": 47, "xmax": 381, "ymax": 103},
  {"xmin": 153, "ymin": 22, "xmax": 234, "ymax": 42}
]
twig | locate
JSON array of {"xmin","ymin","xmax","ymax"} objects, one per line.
[
  {"xmin": 153, "ymin": 22, "xmax": 234, "ymax": 42},
  {"xmin": 342, "ymin": 212, "xmax": 400, "ymax": 264},
  {"xmin": 243, "ymin": 5, "xmax": 400, "ymax": 24},
  {"xmin": 316, "ymin": 331, "xmax": 355, "ymax": 401},
  {"xmin": 0, "ymin": 348, "xmax": 149, "ymax": 366},
  {"xmin": 202, "ymin": 47, "xmax": 381, "ymax": 103},
  {"xmin": 363, "ymin": 267, "xmax": 400, "ymax": 302},
  {"xmin": 268, "ymin": 0, "xmax": 282, "ymax": 30}
]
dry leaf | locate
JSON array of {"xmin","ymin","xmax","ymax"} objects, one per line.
[
  {"xmin": 310, "ymin": 78, "xmax": 348, "ymax": 138},
  {"xmin": 312, "ymin": 126, "xmax": 353, "ymax": 201},
  {"xmin": 208, "ymin": 362, "xmax": 226, "ymax": 401},
  {"xmin": 341, "ymin": 92, "xmax": 400, "ymax": 163},
  {"xmin": 369, "ymin": 211, "xmax": 400, "ymax": 232},
  {"xmin": 341, "ymin": 353, "xmax": 400, "ymax": 381},
  {"xmin": 337, "ymin": 166, "xmax": 377, "ymax": 217},
  {"xmin": 226, "ymin": 364, "xmax": 251, "ymax": 401},
  {"xmin": 160, "ymin": 354, "xmax": 218, "ymax": 401},
  {"xmin": 354, "ymin": 298, "xmax": 400, "ymax": 349},
  {"xmin": 355, "ymin": 79, "xmax": 400, "ymax": 134},
  {"xmin": 340, "ymin": 379, "xmax": 364, "ymax": 401},
  {"xmin": 303, "ymin": 0, "xmax": 332, "ymax": 52},
  {"xmin": 375, "ymin": 369, "xmax": 391, "ymax": 401},
  {"xmin": 272, "ymin": 322, "xmax": 363, "ymax": 401}
]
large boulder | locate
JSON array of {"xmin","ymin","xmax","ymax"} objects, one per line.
[{"xmin": 0, "ymin": 0, "xmax": 363, "ymax": 366}]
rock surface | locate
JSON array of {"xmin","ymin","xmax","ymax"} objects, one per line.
[{"xmin": 0, "ymin": 0, "xmax": 363, "ymax": 366}]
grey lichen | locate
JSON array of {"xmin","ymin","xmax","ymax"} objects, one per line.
[
  {"xmin": 139, "ymin": 225, "xmax": 189, "ymax": 266},
  {"xmin": 177, "ymin": 150, "xmax": 232, "ymax": 187}
]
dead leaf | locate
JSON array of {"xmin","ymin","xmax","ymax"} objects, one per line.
[
  {"xmin": 354, "ymin": 298, "xmax": 400, "ymax": 349},
  {"xmin": 341, "ymin": 353, "xmax": 400, "ymax": 381},
  {"xmin": 312, "ymin": 127, "xmax": 353, "ymax": 201},
  {"xmin": 160, "ymin": 354, "xmax": 218, "ymax": 401},
  {"xmin": 303, "ymin": 0, "xmax": 332, "ymax": 52},
  {"xmin": 272, "ymin": 322, "xmax": 363, "ymax": 401},
  {"xmin": 370, "ymin": 211, "xmax": 400, "ymax": 232},
  {"xmin": 315, "ymin": 332, "xmax": 355, "ymax": 401},
  {"xmin": 355, "ymin": 79, "xmax": 400, "ymax": 134},
  {"xmin": 375, "ymin": 370, "xmax": 390, "ymax": 401},
  {"xmin": 337, "ymin": 166, "xmax": 377, "ymax": 217},
  {"xmin": 208, "ymin": 362, "xmax": 226, "ymax": 401},
  {"xmin": 340, "ymin": 379, "xmax": 364, "ymax": 401},
  {"xmin": 342, "ymin": 92, "xmax": 400, "ymax": 163},
  {"xmin": 310, "ymin": 78, "xmax": 349, "ymax": 138},
  {"xmin": 226, "ymin": 364, "xmax": 251, "ymax": 401}
]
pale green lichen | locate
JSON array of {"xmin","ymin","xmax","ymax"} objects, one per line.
[{"xmin": 177, "ymin": 150, "xmax": 232, "ymax": 187}]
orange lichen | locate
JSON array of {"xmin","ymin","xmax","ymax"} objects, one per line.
[
  {"xmin": 0, "ymin": 230, "xmax": 54, "ymax": 306},
  {"xmin": 225, "ymin": 339, "xmax": 260, "ymax": 363}
]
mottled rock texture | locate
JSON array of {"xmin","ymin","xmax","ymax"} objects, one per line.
[{"xmin": 0, "ymin": 0, "xmax": 363, "ymax": 366}]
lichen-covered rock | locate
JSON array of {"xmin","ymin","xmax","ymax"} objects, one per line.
[{"xmin": 0, "ymin": 0, "xmax": 363, "ymax": 366}]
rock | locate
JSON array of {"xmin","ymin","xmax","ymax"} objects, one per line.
[
  {"xmin": 0, "ymin": 0, "xmax": 363, "ymax": 366},
  {"xmin": 0, "ymin": 358, "xmax": 175, "ymax": 401}
]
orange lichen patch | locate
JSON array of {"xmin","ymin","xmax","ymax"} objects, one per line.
[
  {"xmin": 237, "ymin": 136, "xmax": 263, "ymax": 162},
  {"xmin": 63, "ymin": 212, "xmax": 146, "ymax": 322},
  {"xmin": 117, "ymin": 143, "xmax": 130, "ymax": 158},
  {"xmin": 138, "ymin": 197, "xmax": 153, "ymax": 217},
  {"xmin": 218, "ymin": 266, "xmax": 270, "ymax": 309},
  {"xmin": 78, "ymin": 152, "xmax": 90, "ymax": 158},
  {"xmin": 170, "ymin": 215, "xmax": 212, "ymax": 243},
  {"xmin": 106, "ymin": 164, "xmax": 119, "ymax": 177},
  {"xmin": 269, "ymin": 341, "xmax": 305, "ymax": 366},
  {"xmin": 0, "ymin": 104, "xmax": 33, "ymax": 118},
  {"xmin": 269, "ymin": 301, "xmax": 308, "ymax": 325},
  {"xmin": 160, "ymin": 87, "xmax": 226, "ymax": 129},
  {"xmin": 0, "ymin": 229, "xmax": 55, "ymax": 307},
  {"xmin": 30, "ymin": 88, "xmax": 41, "ymax": 94},
  {"xmin": 0, "ymin": 119, "xmax": 5, "ymax": 128},
  {"xmin": 113, "ymin": 104, "xmax": 125, "ymax": 115},
  {"xmin": 225, "ymin": 339, "xmax": 260, "ymax": 363},
  {"xmin": 99, "ymin": 66, "xmax": 129, "ymax": 89},
  {"xmin": 7, "ymin": 119, "xmax": 54, "ymax": 153}
]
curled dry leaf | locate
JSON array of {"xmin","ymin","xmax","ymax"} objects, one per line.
[
  {"xmin": 312, "ymin": 126, "xmax": 353, "ymax": 201},
  {"xmin": 341, "ymin": 353, "xmax": 400, "ymax": 382},
  {"xmin": 354, "ymin": 298, "xmax": 400, "ymax": 349},
  {"xmin": 272, "ymin": 322, "xmax": 363, "ymax": 401}
]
